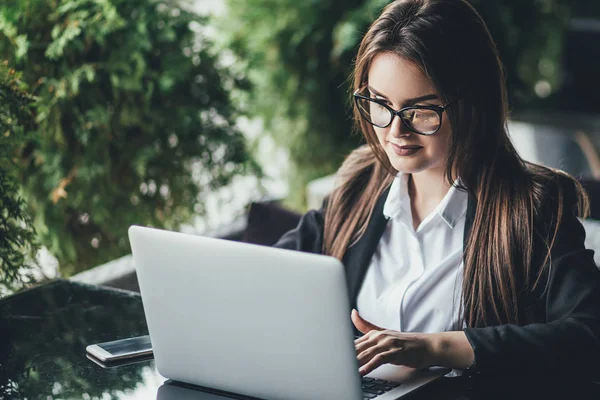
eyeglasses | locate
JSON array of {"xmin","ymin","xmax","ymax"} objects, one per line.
[{"xmin": 353, "ymin": 89, "xmax": 451, "ymax": 135}]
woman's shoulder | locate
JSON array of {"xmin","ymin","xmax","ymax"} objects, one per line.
[
  {"xmin": 526, "ymin": 167, "xmax": 591, "ymax": 286},
  {"xmin": 528, "ymin": 164, "xmax": 586, "ymax": 219},
  {"xmin": 524, "ymin": 167, "xmax": 589, "ymax": 261}
]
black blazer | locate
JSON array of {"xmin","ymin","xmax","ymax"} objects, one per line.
[{"xmin": 273, "ymin": 178, "xmax": 600, "ymax": 377}]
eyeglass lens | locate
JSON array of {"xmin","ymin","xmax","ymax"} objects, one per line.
[{"xmin": 356, "ymin": 97, "xmax": 441, "ymax": 135}]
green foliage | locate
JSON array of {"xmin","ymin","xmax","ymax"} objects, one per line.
[
  {"xmin": 222, "ymin": 0, "xmax": 599, "ymax": 209},
  {"xmin": 0, "ymin": 0, "xmax": 260, "ymax": 276},
  {"xmin": 222, "ymin": 0, "xmax": 380, "ymax": 208},
  {"xmin": 0, "ymin": 65, "xmax": 38, "ymax": 294}
]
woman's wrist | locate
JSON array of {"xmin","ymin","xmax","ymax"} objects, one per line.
[{"xmin": 428, "ymin": 331, "xmax": 475, "ymax": 369}]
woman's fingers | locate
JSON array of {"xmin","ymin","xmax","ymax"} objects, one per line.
[
  {"xmin": 354, "ymin": 333, "xmax": 369, "ymax": 346},
  {"xmin": 357, "ymin": 343, "xmax": 382, "ymax": 367},
  {"xmin": 356, "ymin": 336, "xmax": 403, "ymax": 367},
  {"xmin": 352, "ymin": 325, "xmax": 415, "ymax": 374},
  {"xmin": 355, "ymin": 338, "xmax": 373, "ymax": 356},
  {"xmin": 355, "ymin": 330, "xmax": 432, "ymax": 371},
  {"xmin": 351, "ymin": 309, "xmax": 383, "ymax": 334},
  {"xmin": 354, "ymin": 328, "xmax": 379, "ymax": 347},
  {"xmin": 355, "ymin": 331, "xmax": 384, "ymax": 354},
  {"xmin": 359, "ymin": 349, "xmax": 397, "ymax": 376}
]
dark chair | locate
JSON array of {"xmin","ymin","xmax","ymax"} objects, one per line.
[{"xmin": 242, "ymin": 201, "xmax": 302, "ymax": 246}]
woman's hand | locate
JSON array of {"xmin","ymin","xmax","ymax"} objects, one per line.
[
  {"xmin": 351, "ymin": 309, "xmax": 437, "ymax": 376},
  {"xmin": 351, "ymin": 309, "xmax": 475, "ymax": 376}
]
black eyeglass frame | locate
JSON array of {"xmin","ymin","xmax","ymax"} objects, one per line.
[{"xmin": 353, "ymin": 90, "xmax": 452, "ymax": 135}]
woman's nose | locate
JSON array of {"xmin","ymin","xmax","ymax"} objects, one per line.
[{"xmin": 390, "ymin": 114, "xmax": 412, "ymax": 138}]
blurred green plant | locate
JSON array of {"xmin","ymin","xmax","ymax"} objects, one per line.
[
  {"xmin": 0, "ymin": 0, "xmax": 260, "ymax": 276},
  {"xmin": 222, "ymin": 0, "xmax": 381, "ymax": 208},
  {"xmin": 0, "ymin": 65, "xmax": 38, "ymax": 294},
  {"xmin": 222, "ymin": 0, "xmax": 599, "ymax": 209}
]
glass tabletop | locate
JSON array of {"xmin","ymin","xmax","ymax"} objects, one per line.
[
  {"xmin": 1, "ymin": 279, "xmax": 599, "ymax": 400},
  {"xmin": 0, "ymin": 279, "xmax": 166, "ymax": 399}
]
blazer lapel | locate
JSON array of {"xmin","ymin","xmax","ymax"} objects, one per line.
[
  {"xmin": 342, "ymin": 186, "xmax": 391, "ymax": 309},
  {"xmin": 464, "ymin": 192, "xmax": 477, "ymax": 247}
]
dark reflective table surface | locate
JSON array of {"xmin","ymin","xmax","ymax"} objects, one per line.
[
  {"xmin": 0, "ymin": 280, "xmax": 164, "ymax": 399},
  {"xmin": 1, "ymin": 279, "xmax": 599, "ymax": 400}
]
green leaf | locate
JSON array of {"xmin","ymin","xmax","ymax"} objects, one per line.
[{"xmin": 0, "ymin": 0, "xmax": 261, "ymax": 279}]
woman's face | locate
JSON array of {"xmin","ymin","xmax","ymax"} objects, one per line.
[{"xmin": 366, "ymin": 52, "xmax": 451, "ymax": 175}]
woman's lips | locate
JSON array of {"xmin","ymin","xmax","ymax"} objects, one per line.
[{"xmin": 390, "ymin": 142, "xmax": 423, "ymax": 156}]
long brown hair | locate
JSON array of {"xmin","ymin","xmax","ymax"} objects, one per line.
[{"xmin": 323, "ymin": 0, "xmax": 589, "ymax": 328}]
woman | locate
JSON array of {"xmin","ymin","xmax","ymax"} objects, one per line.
[{"xmin": 275, "ymin": 0, "xmax": 600, "ymax": 378}]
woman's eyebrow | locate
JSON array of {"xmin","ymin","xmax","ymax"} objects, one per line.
[
  {"xmin": 367, "ymin": 85, "xmax": 439, "ymax": 105},
  {"xmin": 367, "ymin": 85, "xmax": 390, "ymax": 100},
  {"xmin": 403, "ymin": 94, "xmax": 439, "ymax": 106}
]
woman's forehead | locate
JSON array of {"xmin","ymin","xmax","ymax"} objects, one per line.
[{"xmin": 367, "ymin": 52, "xmax": 437, "ymax": 103}]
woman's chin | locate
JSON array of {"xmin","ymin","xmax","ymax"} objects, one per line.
[{"xmin": 387, "ymin": 156, "xmax": 427, "ymax": 175}]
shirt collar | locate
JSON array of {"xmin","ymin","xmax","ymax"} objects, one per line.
[{"xmin": 382, "ymin": 172, "xmax": 468, "ymax": 229}]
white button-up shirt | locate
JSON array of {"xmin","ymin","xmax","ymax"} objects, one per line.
[{"xmin": 356, "ymin": 173, "xmax": 468, "ymax": 333}]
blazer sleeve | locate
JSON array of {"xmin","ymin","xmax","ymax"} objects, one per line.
[
  {"xmin": 463, "ymin": 179, "xmax": 600, "ymax": 377},
  {"xmin": 272, "ymin": 208, "xmax": 325, "ymax": 254}
]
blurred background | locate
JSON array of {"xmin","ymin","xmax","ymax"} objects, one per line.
[{"xmin": 1, "ymin": 0, "xmax": 599, "ymax": 294}]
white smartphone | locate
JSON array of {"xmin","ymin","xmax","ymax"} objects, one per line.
[{"xmin": 86, "ymin": 335, "xmax": 153, "ymax": 363}]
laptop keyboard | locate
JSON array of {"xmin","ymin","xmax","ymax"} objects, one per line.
[{"xmin": 361, "ymin": 377, "xmax": 401, "ymax": 399}]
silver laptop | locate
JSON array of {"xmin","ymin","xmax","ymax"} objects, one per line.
[{"xmin": 129, "ymin": 225, "xmax": 448, "ymax": 400}]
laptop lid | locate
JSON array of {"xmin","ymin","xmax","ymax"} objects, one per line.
[{"xmin": 129, "ymin": 225, "xmax": 363, "ymax": 400}]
